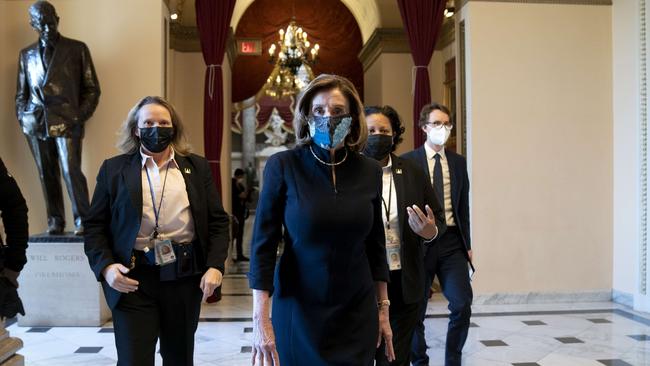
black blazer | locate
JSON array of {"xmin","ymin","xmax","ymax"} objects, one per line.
[
  {"xmin": 401, "ymin": 147, "xmax": 471, "ymax": 251},
  {"xmin": 84, "ymin": 153, "xmax": 230, "ymax": 309},
  {"xmin": 0, "ymin": 159, "xmax": 28, "ymax": 272},
  {"xmin": 390, "ymin": 155, "xmax": 446, "ymax": 304},
  {"xmin": 15, "ymin": 36, "xmax": 100, "ymax": 139}
]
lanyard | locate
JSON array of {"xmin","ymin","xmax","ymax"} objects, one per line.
[
  {"xmin": 381, "ymin": 173, "xmax": 393, "ymax": 229},
  {"xmin": 144, "ymin": 160, "xmax": 171, "ymax": 239}
]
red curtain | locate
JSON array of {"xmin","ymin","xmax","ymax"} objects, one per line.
[
  {"xmin": 195, "ymin": 0, "xmax": 236, "ymax": 196},
  {"xmin": 397, "ymin": 0, "xmax": 447, "ymax": 148},
  {"xmin": 256, "ymin": 95, "xmax": 294, "ymax": 131}
]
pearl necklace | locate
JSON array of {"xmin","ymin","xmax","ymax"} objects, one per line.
[{"xmin": 309, "ymin": 145, "xmax": 348, "ymax": 166}]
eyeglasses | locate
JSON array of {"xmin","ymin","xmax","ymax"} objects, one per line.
[{"xmin": 426, "ymin": 121, "xmax": 453, "ymax": 131}]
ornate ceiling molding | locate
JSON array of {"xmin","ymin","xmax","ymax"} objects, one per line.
[
  {"xmin": 170, "ymin": 24, "xmax": 236, "ymax": 67},
  {"xmin": 358, "ymin": 28, "xmax": 410, "ymax": 72},
  {"xmin": 358, "ymin": 21, "xmax": 456, "ymax": 71},
  {"xmin": 170, "ymin": 23, "xmax": 200, "ymax": 52},
  {"xmin": 458, "ymin": 0, "xmax": 612, "ymax": 9},
  {"xmin": 437, "ymin": 19, "xmax": 456, "ymax": 51}
]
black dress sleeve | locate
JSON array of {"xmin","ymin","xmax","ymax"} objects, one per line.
[
  {"xmin": 248, "ymin": 154, "xmax": 286, "ymax": 293},
  {"xmin": 201, "ymin": 157, "xmax": 230, "ymax": 273},
  {"xmin": 0, "ymin": 159, "xmax": 28, "ymax": 272},
  {"xmin": 365, "ymin": 164, "xmax": 389, "ymax": 283},
  {"xmin": 83, "ymin": 160, "xmax": 116, "ymax": 280}
]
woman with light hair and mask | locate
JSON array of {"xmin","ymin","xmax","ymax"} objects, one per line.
[
  {"xmin": 249, "ymin": 74, "xmax": 395, "ymax": 365},
  {"xmin": 84, "ymin": 96, "xmax": 229, "ymax": 366}
]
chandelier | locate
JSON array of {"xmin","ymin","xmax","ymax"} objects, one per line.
[
  {"xmin": 265, "ymin": 66, "xmax": 306, "ymax": 99},
  {"xmin": 264, "ymin": 19, "xmax": 319, "ymax": 98}
]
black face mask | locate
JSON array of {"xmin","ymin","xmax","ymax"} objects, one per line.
[
  {"xmin": 139, "ymin": 127, "xmax": 174, "ymax": 153},
  {"xmin": 363, "ymin": 134, "xmax": 394, "ymax": 161}
]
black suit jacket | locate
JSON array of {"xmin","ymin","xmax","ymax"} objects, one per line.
[
  {"xmin": 15, "ymin": 35, "xmax": 100, "ymax": 139},
  {"xmin": 0, "ymin": 159, "xmax": 28, "ymax": 272},
  {"xmin": 390, "ymin": 155, "xmax": 446, "ymax": 304},
  {"xmin": 401, "ymin": 147, "xmax": 471, "ymax": 252},
  {"xmin": 84, "ymin": 153, "xmax": 230, "ymax": 309}
]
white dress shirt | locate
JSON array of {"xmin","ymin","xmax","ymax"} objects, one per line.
[
  {"xmin": 382, "ymin": 156, "xmax": 402, "ymax": 270},
  {"xmin": 381, "ymin": 157, "xmax": 399, "ymax": 232},
  {"xmin": 135, "ymin": 148, "xmax": 195, "ymax": 250},
  {"xmin": 424, "ymin": 143, "xmax": 456, "ymax": 226}
]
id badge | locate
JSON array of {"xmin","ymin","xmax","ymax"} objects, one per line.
[
  {"xmin": 385, "ymin": 229, "xmax": 401, "ymax": 270},
  {"xmin": 154, "ymin": 239, "xmax": 176, "ymax": 266}
]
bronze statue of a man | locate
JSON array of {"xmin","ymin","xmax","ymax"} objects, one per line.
[{"xmin": 15, "ymin": 1, "xmax": 100, "ymax": 236}]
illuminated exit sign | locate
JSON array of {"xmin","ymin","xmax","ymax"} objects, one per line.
[{"xmin": 236, "ymin": 39, "xmax": 262, "ymax": 55}]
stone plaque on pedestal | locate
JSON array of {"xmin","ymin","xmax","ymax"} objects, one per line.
[{"xmin": 17, "ymin": 234, "xmax": 109, "ymax": 327}]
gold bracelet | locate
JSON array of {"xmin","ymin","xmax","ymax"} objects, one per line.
[{"xmin": 377, "ymin": 299, "xmax": 391, "ymax": 308}]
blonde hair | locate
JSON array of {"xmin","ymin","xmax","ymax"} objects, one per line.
[
  {"xmin": 116, "ymin": 96, "xmax": 191, "ymax": 155},
  {"xmin": 293, "ymin": 74, "xmax": 368, "ymax": 152}
]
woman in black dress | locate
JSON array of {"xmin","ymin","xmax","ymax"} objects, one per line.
[{"xmin": 249, "ymin": 74, "xmax": 395, "ymax": 365}]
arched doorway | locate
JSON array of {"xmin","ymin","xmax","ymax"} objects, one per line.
[{"xmin": 228, "ymin": 0, "xmax": 364, "ymax": 271}]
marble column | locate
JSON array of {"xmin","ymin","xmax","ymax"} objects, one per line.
[
  {"xmin": 635, "ymin": 0, "xmax": 650, "ymax": 312},
  {"xmin": 241, "ymin": 96, "xmax": 257, "ymax": 171}
]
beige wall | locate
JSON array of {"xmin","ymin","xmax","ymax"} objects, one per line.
[
  {"xmin": 430, "ymin": 43, "xmax": 455, "ymax": 107},
  {"xmin": 363, "ymin": 56, "xmax": 383, "ymax": 108},
  {"xmin": 375, "ymin": 0, "xmax": 403, "ymax": 28},
  {"xmin": 464, "ymin": 2, "xmax": 613, "ymax": 294},
  {"xmin": 363, "ymin": 53, "xmax": 415, "ymax": 155},
  {"xmin": 169, "ymin": 50, "xmax": 232, "ymax": 213},
  {"xmin": 0, "ymin": 0, "xmax": 165, "ymax": 234},
  {"xmin": 612, "ymin": 0, "xmax": 639, "ymax": 298}
]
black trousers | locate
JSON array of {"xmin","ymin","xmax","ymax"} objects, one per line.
[
  {"xmin": 375, "ymin": 270, "xmax": 421, "ymax": 366},
  {"xmin": 25, "ymin": 134, "xmax": 89, "ymax": 229},
  {"xmin": 111, "ymin": 259, "xmax": 203, "ymax": 366},
  {"xmin": 411, "ymin": 228, "xmax": 473, "ymax": 366}
]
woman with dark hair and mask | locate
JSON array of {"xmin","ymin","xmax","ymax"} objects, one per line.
[
  {"xmin": 84, "ymin": 96, "xmax": 230, "ymax": 366},
  {"xmin": 363, "ymin": 105, "xmax": 446, "ymax": 366},
  {"xmin": 249, "ymin": 75, "xmax": 395, "ymax": 366}
]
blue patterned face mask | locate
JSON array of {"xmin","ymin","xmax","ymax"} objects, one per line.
[{"xmin": 308, "ymin": 115, "xmax": 353, "ymax": 149}]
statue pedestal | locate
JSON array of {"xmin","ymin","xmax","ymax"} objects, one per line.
[
  {"xmin": 17, "ymin": 234, "xmax": 110, "ymax": 327},
  {"xmin": 0, "ymin": 322, "xmax": 23, "ymax": 366}
]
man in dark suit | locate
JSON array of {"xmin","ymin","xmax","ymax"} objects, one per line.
[
  {"xmin": 364, "ymin": 105, "xmax": 446, "ymax": 366},
  {"xmin": 15, "ymin": 1, "xmax": 100, "ymax": 235},
  {"xmin": 403, "ymin": 103, "xmax": 473, "ymax": 366},
  {"xmin": 84, "ymin": 96, "xmax": 229, "ymax": 366}
]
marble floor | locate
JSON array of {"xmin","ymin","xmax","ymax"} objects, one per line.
[
  {"xmin": 9, "ymin": 220, "xmax": 650, "ymax": 365},
  {"xmin": 7, "ymin": 271, "xmax": 650, "ymax": 366}
]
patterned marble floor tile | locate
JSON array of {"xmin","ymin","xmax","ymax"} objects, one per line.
[
  {"xmin": 537, "ymin": 352, "xmax": 609, "ymax": 366},
  {"xmin": 5, "ymin": 279, "xmax": 650, "ymax": 366}
]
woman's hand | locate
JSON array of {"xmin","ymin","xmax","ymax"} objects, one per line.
[
  {"xmin": 200, "ymin": 267, "xmax": 223, "ymax": 302},
  {"xmin": 407, "ymin": 204, "xmax": 438, "ymax": 240},
  {"xmin": 102, "ymin": 263, "xmax": 139, "ymax": 293},
  {"xmin": 252, "ymin": 316, "xmax": 280, "ymax": 366},
  {"xmin": 377, "ymin": 305, "xmax": 395, "ymax": 362}
]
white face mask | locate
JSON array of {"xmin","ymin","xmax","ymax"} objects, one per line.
[{"xmin": 427, "ymin": 127, "xmax": 451, "ymax": 146}]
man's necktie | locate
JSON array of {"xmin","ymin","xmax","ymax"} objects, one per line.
[
  {"xmin": 42, "ymin": 44, "xmax": 53, "ymax": 70},
  {"xmin": 433, "ymin": 153, "xmax": 445, "ymax": 214}
]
